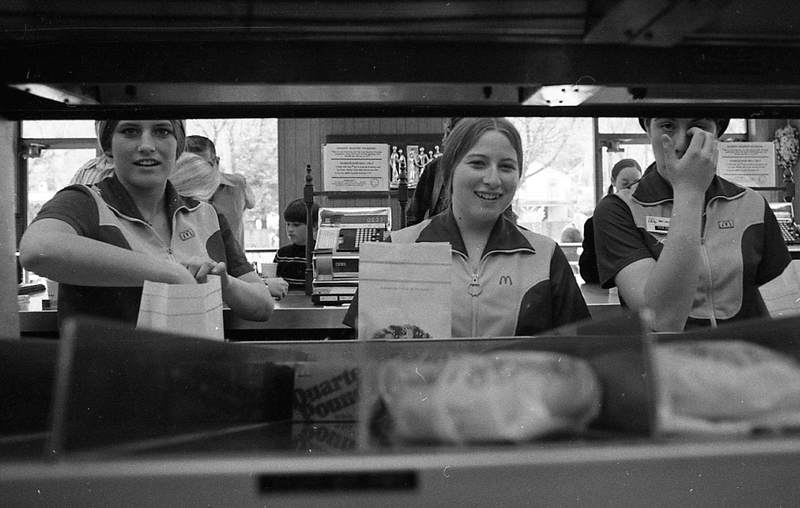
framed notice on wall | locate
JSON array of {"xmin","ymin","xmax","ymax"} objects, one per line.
[
  {"xmin": 717, "ymin": 142, "xmax": 776, "ymax": 188},
  {"xmin": 322, "ymin": 143, "xmax": 390, "ymax": 192},
  {"xmin": 326, "ymin": 134, "xmax": 444, "ymax": 188}
]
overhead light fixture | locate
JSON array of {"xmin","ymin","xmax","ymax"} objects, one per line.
[{"xmin": 521, "ymin": 84, "xmax": 603, "ymax": 107}]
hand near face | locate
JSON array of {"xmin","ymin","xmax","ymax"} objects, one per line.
[{"xmin": 659, "ymin": 127, "xmax": 718, "ymax": 194}]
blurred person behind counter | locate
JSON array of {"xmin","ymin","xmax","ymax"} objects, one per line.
[
  {"xmin": 19, "ymin": 119, "xmax": 274, "ymax": 328},
  {"xmin": 593, "ymin": 117, "xmax": 791, "ymax": 331},
  {"xmin": 186, "ymin": 135, "xmax": 256, "ymax": 249},
  {"xmin": 579, "ymin": 158, "xmax": 642, "ymax": 284},
  {"xmin": 171, "ymin": 152, "xmax": 289, "ymax": 300},
  {"xmin": 345, "ymin": 117, "xmax": 591, "ymax": 337}
]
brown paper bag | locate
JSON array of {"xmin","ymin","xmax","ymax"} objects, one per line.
[{"xmin": 137, "ymin": 275, "xmax": 224, "ymax": 341}]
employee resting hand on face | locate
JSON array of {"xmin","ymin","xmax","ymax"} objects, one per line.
[
  {"xmin": 592, "ymin": 117, "xmax": 791, "ymax": 332},
  {"xmin": 19, "ymin": 119, "xmax": 274, "ymax": 328},
  {"xmin": 344, "ymin": 117, "xmax": 590, "ymax": 337}
]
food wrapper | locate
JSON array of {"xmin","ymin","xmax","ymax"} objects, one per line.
[
  {"xmin": 376, "ymin": 351, "xmax": 602, "ymax": 444},
  {"xmin": 655, "ymin": 340, "xmax": 800, "ymax": 434}
]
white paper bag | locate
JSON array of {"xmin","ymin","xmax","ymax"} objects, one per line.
[
  {"xmin": 137, "ymin": 275, "xmax": 224, "ymax": 341},
  {"xmin": 358, "ymin": 242, "xmax": 451, "ymax": 340}
]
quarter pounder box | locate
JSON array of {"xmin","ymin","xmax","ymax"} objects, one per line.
[{"xmin": 292, "ymin": 362, "xmax": 360, "ymax": 422}]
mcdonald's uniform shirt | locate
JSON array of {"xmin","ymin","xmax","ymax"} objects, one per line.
[
  {"xmin": 343, "ymin": 209, "xmax": 591, "ymax": 338},
  {"xmin": 593, "ymin": 163, "xmax": 791, "ymax": 329},
  {"xmin": 32, "ymin": 175, "xmax": 253, "ymax": 328}
]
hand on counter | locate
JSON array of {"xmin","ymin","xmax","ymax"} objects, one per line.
[{"xmin": 264, "ymin": 277, "xmax": 289, "ymax": 300}]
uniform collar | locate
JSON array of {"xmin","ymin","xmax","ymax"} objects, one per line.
[
  {"xmin": 95, "ymin": 175, "xmax": 201, "ymax": 221},
  {"xmin": 417, "ymin": 208, "xmax": 535, "ymax": 256},
  {"xmin": 631, "ymin": 162, "xmax": 746, "ymax": 205}
]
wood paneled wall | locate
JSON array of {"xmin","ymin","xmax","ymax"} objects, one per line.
[{"xmin": 277, "ymin": 118, "xmax": 444, "ymax": 242}]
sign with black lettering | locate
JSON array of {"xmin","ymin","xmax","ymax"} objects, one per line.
[{"xmin": 292, "ymin": 363, "xmax": 360, "ymax": 422}]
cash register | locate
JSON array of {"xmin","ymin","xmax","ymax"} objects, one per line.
[
  {"xmin": 770, "ymin": 202, "xmax": 800, "ymax": 245},
  {"xmin": 311, "ymin": 207, "xmax": 391, "ymax": 305}
]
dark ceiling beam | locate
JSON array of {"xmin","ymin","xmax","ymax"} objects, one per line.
[
  {"xmin": 0, "ymin": 39, "xmax": 792, "ymax": 87},
  {"xmin": 584, "ymin": 0, "xmax": 734, "ymax": 46}
]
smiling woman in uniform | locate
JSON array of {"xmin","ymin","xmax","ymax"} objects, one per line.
[
  {"xmin": 19, "ymin": 119, "xmax": 274, "ymax": 328},
  {"xmin": 345, "ymin": 117, "xmax": 590, "ymax": 337}
]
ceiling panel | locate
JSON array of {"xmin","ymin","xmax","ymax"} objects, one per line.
[{"xmin": 1, "ymin": 0, "xmax": 799, "ymax": 117}]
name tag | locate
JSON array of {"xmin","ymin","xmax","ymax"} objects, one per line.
[{"xmin": 645, "ymin": 216, "xmax": 670, "ymax": 234}]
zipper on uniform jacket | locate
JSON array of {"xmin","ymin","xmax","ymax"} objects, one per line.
[
  {"xmin": 468, "ymin": 272, "xmax": 481, "ymax": 336},
  {"xmin": 700, "ymin": 208, "xmax": 717, "ymax": 327}
]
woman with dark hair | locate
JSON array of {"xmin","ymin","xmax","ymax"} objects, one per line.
[
  {"xmin": 346, "ymin": 117, "xmax": 590, "ymax": 337},
  {"xmin": 579, "ymin": 158, "xmax": 643, "ymax": 283},
  {"xmin": 19, "ymin": 119, "xmax": 274, "ymax": 327},
  {"xmin": 406, "ymin": 117, "xmax": 463, "ymax": 226}
]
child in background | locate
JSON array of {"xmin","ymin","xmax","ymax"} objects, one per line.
[{"xmin": 274, "ymin": 198, "xmax": 320, "ymax": 290}]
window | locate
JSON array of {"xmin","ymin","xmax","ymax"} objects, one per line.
[
  {"xmin": 509, "ymin": 117, "xmax": 594, "ymax": 243},
  {"xmin": 186, "ymin": 119, "xmax": 279, "ymax": 251},
  {"xmin": 21, "ymin": 119, "xmax": 280, "ymax": 257},
  {"xmin": 22, "ymin": 120, "xmax": 98, "ymax": 225}
]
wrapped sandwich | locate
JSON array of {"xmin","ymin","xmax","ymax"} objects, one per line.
[
  {"xmin": 655, "ymin": 340, "xmax": 800, "ymax": 433},
  {"xmin": 376, "ymin": 352, "xmax": 602, "ymax": 444}
]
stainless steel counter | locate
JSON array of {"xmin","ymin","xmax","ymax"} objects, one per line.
[
  {"xmin": 18, "ymin": 284, "xmax": 620, "ymax": 339},
  {"xmin": 3, "ymin": 425, "xmax": 800, "ymax": 508}
]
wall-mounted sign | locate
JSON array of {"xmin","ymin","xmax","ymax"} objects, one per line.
[
  {"xmin": 717, "ymin": 142, "xmax": 775, "ymax": 188},
  {"xmin": 326, "ymin": 134, "xmax": 443, "ymax": 188},
  {"xmin": 322, "ymin": 143, "xmax": 390, "ymax": 192}
]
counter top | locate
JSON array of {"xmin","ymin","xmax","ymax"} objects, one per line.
[
  {"xmin": 3, "ymin": 425, "xmax": 800, "ymax": 507},
  {"xmin": 18, "ymin": 284, "xmax": 620, "ymax": 339}
]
